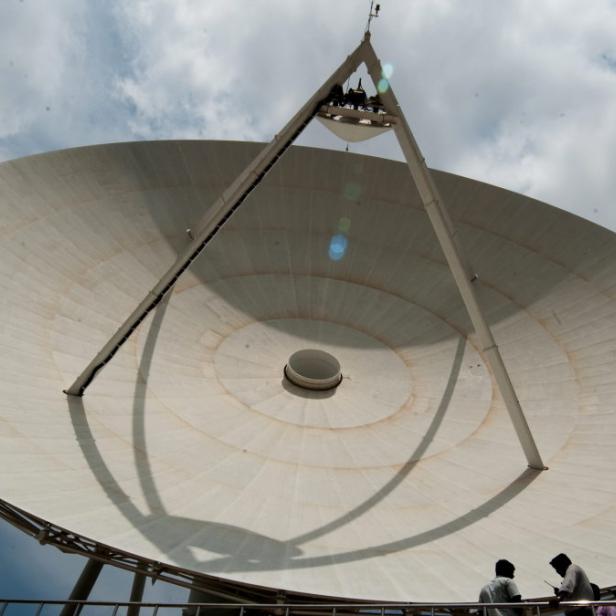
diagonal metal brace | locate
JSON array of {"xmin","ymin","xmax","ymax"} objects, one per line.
[
  {"xmin": 65, "ymin": 31, "xmax": 545, "ymax": 472},
  {"xmin": 362, "ymin": 37, "xmax": 545, "ymax": 470},
  {"xmin": 64, "ymin": 37, "xmax": 370, "ymax": 396}
]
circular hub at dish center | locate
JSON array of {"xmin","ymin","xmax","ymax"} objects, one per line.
[
  {"xmin": 212, "ymin": 318, "xmax": 416, "ymax": 429},
  {"xmin": 284, "ymin": 349, "xmax": 342, "ymax": 390}
]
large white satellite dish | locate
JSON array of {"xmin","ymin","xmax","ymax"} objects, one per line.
[{"xmin": 1, "ymin": 29, "xmax": 616, "ymax": 604}]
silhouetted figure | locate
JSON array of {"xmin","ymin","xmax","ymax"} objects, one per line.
[
  {"xmin": 479, "ymin": 559, "xmax": 522, "ymax": 616},
  {"xmin": 345, "ymin": 78, "xmax": 367, "ymax": 109},
  {"xmin": 550, "ymin": 553, "xmax": 594, "ymax": 616},
  {"xmin": 367, "ymin": 94, "xmax": 384, "ymax": 112},
  {"xmin": 328, "ymin": 84, "xmax": 344, "ymax": 106}
]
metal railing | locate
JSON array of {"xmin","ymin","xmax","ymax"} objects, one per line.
[{"xmin": 1, "ymin": 601, "xmax": 615, "ymax": 616}]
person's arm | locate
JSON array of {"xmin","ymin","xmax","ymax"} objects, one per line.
[
  {"xmin": 478, "ymin": 587, "xmax": 490, "ymax": 613},
  {"xmin": 557, "ymin": 567, "xmax": 576, "ymax": 600},
  {"xmin": 507, "ymin": 580, "xmax": 522, "ymax": 615},
  {"xmin": 511, "ymin": 596, "xmax": 522, "ymax": 616}
]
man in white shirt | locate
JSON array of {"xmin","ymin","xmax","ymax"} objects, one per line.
[
  {"xmin": 479, "ymin": 559, "xmax": 522, "ymax": 616},
  {"xmin": 550, "ymin": 553, "xmax": 594, "ymax": 616}
]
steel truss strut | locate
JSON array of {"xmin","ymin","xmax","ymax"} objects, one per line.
[
  {"xmin": 64, "ymin": 32, "xmax": 545, "ymax": 470},
  {"xmin": 64, "ymin": 36, "xmax": 370, "ymax": 397},
  {"xmin": 0, "ymin": 499, "xmax": 287, "ymax": 604},
  {"xmin": 361, "ymin": 39, "xmax": 545, "ymax": 470}
]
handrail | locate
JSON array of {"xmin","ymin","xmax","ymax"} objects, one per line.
[{"xmin": 1, "ymin": 599, "xmax": 616, "ymax": 607}]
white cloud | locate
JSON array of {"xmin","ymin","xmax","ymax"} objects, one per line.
[
  {"xmin": 1, "ymin": 0, "xmax": 616, "ymax": 225},
  {"xmin": 378, "ymin": 0, "xmax": 616, "ymax": 229},
  {"xmin": 0, "ymin": 0, "xmax": 81, "ymax": 138},
  {"xmin": 112, "ymin": 1, "xmax": 366, "ymax": 141},
  {"xmin": 0, "ymin": 0, "xmax": 134, "ymax": 158},
  {"xmin": 107, "ymin": 0, "xmax": 616, "ymax": 229}
]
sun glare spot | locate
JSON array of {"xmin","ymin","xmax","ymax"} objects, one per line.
[
  {"xmin": 382, "ymin": 63, "xmax": 394, "ymax": 79},
  {"xmin": 337, "ymin": 217, "xmax": 351, "ymax": 233},
  {"xmin": 343, "ymin": 181, "xmax": 362, "ymax": 202},
  {"xmin": 328, "ymin": 233, "xmax": 348, "ymax": 261},
  {"xmin": 377, "ymin": 78, "xmax": 390, "ymax": 94}
]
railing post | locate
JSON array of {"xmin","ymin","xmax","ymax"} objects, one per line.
[
  {"xmin": 127, "ymin": 572, "xmax": 147, "ymax": 616},
  {"xmin": 34, "ymin": 602, "xmax": 46, "ymax": 616},
  {"xmin": 0, "ymin": 603, "xmax": 6, "ymax": 616},
  {"xmin": 59, "ymin": 558, "xmax": 104, "ymax": 616}
]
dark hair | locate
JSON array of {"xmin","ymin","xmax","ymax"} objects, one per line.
[
  {"xmin": 495, "ymin": 559, "xmax": 515, "ymax": 577},
  {"xmin": 550, "ymin": 553, "xmax": 572, "ymax": 570}
]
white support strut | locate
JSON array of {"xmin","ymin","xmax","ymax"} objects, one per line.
[
  {"xmin": 65, "ymin": 30, "xmax": 545, "ymax": 472},
  {"xmin": 362, "ymin": 36, "xmax": 545, "ymax": 470},
  {"xmin": 64, "ymin": 38, "xmax": 370, "ymax": 397}
]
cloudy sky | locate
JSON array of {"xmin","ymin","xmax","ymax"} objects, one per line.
[
  {"xmin": 2, "ymin": 0, "xmax": 616, "ymax": 229},
  {"xmin": 1, "ymin": 0, "xmax": 616, "ymax": 603},
  {"xmin": 0, "ymin": 519, "xmax": 187, "ymax": 604}
]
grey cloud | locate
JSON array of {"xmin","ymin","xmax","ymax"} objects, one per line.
[
  {"xmin": 0, "ymin": 0, "xmax": 135, "ymax": 158},
  {"xmin": 1, "ymin": 0, "xmax": 616, "ymax": 232}
]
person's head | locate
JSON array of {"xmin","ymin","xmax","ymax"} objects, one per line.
[
  {"xmin": 495, "ymin": 559, "xmax": 515, "ymax": 579},
  {"xmin": 550, "ymin": 553, "xmax": 572, "ymax": 577}
]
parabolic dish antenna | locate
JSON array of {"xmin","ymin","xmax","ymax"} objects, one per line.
[{"xmin": 1, "ymin": 31, "xmax": 616, "ymax": 604}]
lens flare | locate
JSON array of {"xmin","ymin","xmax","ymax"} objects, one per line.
[
  {"xmin": 328, "ymin": 233, "xmax": 348, "ymax": 261},
  {"xmin": 377, "ymin": 78, "xmax": 390, "ymax": 94},
  {"xmin": 382, "ymin": 63, "xmax": 394, "ymax": 79},
  {"xmin": 343, "ymin": 181, "xmax": 362, "ymax": 202},
  {"xmin": 337, "ymin": 217, "xmax": 351, "ymax": 233}
]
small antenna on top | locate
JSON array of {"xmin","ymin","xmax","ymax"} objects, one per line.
[{"xmin": 365, "ymin": 1, "xmax": 381, "ymax": 33}]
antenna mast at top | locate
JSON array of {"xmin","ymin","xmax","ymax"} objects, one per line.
[{"xmin": 365, "ymin": 1, "xmax": 381, "ymax": 33}]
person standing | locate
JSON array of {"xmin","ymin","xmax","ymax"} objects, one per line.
[
  {"xmin": 549, "ymin": 553, "xmax": 594, "ymax": 616},
  {"xmin": 479, "ymin": 559, "xmax": 522, "ymax": 616}
]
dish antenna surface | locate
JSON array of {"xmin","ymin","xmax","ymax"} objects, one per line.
[{"xmin": 1, "ymin": 29, "xmax": 616, "ymax": 603}]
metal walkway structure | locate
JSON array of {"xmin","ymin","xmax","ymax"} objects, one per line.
[{"xmin": 2, "ymin": 599, "xmax": 615, "ymax": 616}]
